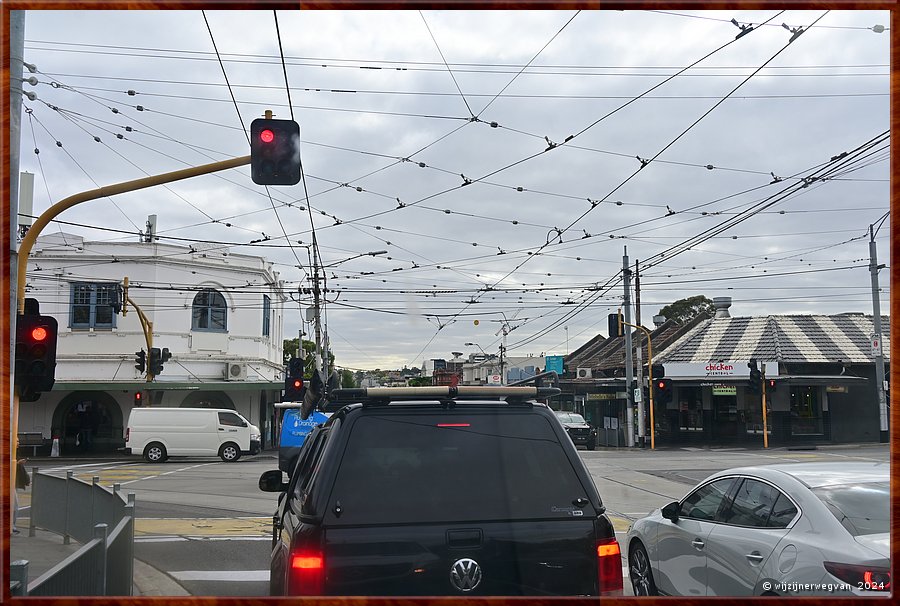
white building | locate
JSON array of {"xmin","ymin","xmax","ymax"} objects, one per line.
[
  {"xmin": 17, "ymin": 234, "xmax": 287, "ymax": 454},
  {"xmin": 461, "ymin": 354, "xmax": 545, "ymax": 385}
]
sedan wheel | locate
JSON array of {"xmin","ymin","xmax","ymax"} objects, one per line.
[{"xmin": 629, "ymin": 542, "xmax": 658, "ymax": 596}]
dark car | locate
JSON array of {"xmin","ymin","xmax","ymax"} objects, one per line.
[
  {"xmin": 259, "ymin": 385, "xmax": 623, "ymax": 597},
  {"xmin": 554, "ymin": 411, "xmax": 597, "ymax": 450}
]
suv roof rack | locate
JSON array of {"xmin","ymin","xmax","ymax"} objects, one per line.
[{"xmin": 323, "ymin": 385, "xmax": 560, "ymax": 410}]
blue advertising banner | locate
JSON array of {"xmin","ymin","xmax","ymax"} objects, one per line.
[
  {"xmin": 545, "ymin": 355, "xmax": 564, "ymax": 375},
  {"xmin": 280, "ymin": 409, "xmax": 331, "ymax": 448}
]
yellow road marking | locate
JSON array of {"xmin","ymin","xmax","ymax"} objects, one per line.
[
  {"xmin": 135, "ymin": 517, "xmax": 271, "ymax": 536},
  {"xmin": 608, "ymin": 515, "xmax": 632, "ymax": 533}
]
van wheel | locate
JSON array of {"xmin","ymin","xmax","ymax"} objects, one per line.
[
  {"xmin": 220, "ymin": 442, "xmax": 241, "ymax": 462},
  {"xmin": 144, "ymin": 442, "xmax": 167, "ymax": 463},
  {"xmin": 587, "ymin": 441, "xmax": 596, "ymax": 451}
]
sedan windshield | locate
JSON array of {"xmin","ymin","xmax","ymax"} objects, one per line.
[
  {"xmin": 556, "ymin": 412, "xmax": 586, "ymax": 424},
  {"xmin": 811, "ymin": 481, "xmax": 890, "ymax": 536}
]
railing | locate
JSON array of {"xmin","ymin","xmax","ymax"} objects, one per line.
[{"xmin": 9, "ymin": 468, "xmax": 135, "ymax": 596}]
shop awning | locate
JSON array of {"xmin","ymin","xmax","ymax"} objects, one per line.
[
  {"xmin": 667, "ymin": 375, "xmax": 868, "ymax": 384},
  {"xmin": 50, "ymin": 380, "xmax": 282, "ymax": 391}
]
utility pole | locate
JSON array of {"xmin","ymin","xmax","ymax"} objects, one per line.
[
  {"xmin": 869, "ymin": 224, "xmax": 888, "ymax": 442},
  {"xmin": 311, "ymin": 233, "xmax": 324, "ymax": 381},
  {"xmin": 10, "ymin": 9, "xmax": 26, "ymax": 531},
  {"xmin": 623, "ymin": 248, "xmax": 635, "ymax": 447},
  {"xmin": 634, "ymin": 259, "xmax": 645, "ymax": 448}
]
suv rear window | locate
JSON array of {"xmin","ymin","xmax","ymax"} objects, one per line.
[{"xmin": 328, "ymin": 411, "xmax": 593, "ymax": 524}]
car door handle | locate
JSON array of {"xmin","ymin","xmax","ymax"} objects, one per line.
[
  {"xmin": 745, "ymin": 552, "xmax": 764, "ymax": 563},
  {"xmin": 218, "ymin": 428, "xmax": 225, "ymax": 431},
  {"xmin": 691, "ymin": 538, "xmax": 705, "ymax": 550}
]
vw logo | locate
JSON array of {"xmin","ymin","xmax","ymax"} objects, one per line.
[{"xmin": 450, "ymin": 557, "xmax": 482, "ymax": 592}]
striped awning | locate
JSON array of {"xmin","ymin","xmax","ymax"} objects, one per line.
[{"xmin": 656, "ymin": 314, "xmax": 889, "ymax": 364}]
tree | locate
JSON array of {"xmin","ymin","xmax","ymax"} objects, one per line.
[
  {"xmin": 407, "ymin": 376, "xmax": 432, "ymax": 387},
  {"xmin": 282, "ymin": 338, "xmax": 334, "ymax": 375},
  {"xmin": 340, "ymin": 369, "xmax": 356, "ymax": 388},
  {"xmin": 657, "ymin": 295, "xmax": 715, "ymax": 325}
]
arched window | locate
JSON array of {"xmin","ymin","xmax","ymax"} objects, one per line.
[{"xmin": 192, "ymin": 289, "xmax": 227, "ymax": 332}]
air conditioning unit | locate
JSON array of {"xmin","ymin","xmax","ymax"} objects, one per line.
[
  {"xmin": 577, "ymin": 367, "xmax": 592, "ymax": 379},
  {"xmin": 225, "ymin": 362, "xmax": 247, "ymax": 381}
]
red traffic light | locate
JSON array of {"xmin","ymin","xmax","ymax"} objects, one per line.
[
  {"xmin": 31, "ymin": 326, "xmax": 48, "ymax": 341},
  {"xmin": 656, "ymin": 380, "xmax": 666, "ymax": 389},
  {"xmin": 292, "ymin": 379, "xmax": 304, "ymax": 389},
  {"xmin": 260, "ymin": 129, "xmax": 275, "ymax": 143}
]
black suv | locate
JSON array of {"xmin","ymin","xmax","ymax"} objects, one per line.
[
  {"xmin": 554, "ymin": 411, "xmax": 598, "ymax": 450},
  {"xmin": 259, "ymin": 385, "xmax": 623, "ymax": 596}
]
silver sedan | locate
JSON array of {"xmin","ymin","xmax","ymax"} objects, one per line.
[{"xmin": 625, "ymin": 462, "xmax": 890, "ymax": 596}]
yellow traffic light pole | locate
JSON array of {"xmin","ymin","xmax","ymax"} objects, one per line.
[
  {"xmin": 121, "ymin": 276, "xmax": 154, "ymax": 382},
  {"xmin": 620, "ymin": 315, "xmax": 656, "ymax": 450},
  {"xmin": 12, "ymin": 155, "xmax": 250, "ymax": 521}
]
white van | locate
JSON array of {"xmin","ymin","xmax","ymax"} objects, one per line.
[{"xmin": 125, "ymin": 407, "xmax": 261, "ymax": 463}]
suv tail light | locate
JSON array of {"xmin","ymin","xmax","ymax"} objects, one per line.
[
  {"xmin": 824, "ymin": 561, "xmax": 890, "ymax": 591},
  {"xmin": 289, "ymin": 550, "xmax": 325, "ymax": 595},
  {"xmin": 597, "ymin": 537, "xmax": 623, "ymax": 596},
  {"xmin": 125, "ymin": 427, "xmax": 130, "ymax": 443}
]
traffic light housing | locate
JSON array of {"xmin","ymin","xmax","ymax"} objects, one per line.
[
  {"xmin": 284, "ymin": 356, "xmax": 306, "ymax": 401},
  {"xmin": 251, "ymin": 118, "xmax": 301, "ymax": 185},
  {"xmin": 654, "ymin": 378, "xmax": 672, "ymax": 406},
  {"xmin": 134, "ymin": 391, "xmax": 144, "ymax": 407},
  {"xmin": 148, "ymin": 347, "xmax": 171, "ymax": 376},
  {"xmin": 284, "ymin": 377, "xmax": 305, "ymax": 402},
  {"xmin": 15, "ymin": 312, "xmax": 59, "ymax": 402},
  {"xmin": 135, "ymin": 349, "xmax": 146, "ymax": 373},
  {"xmin": 748, "ymin": 359, "xmax": 761, "ymax": 392},
  {"xmin": 608, "ymin": 311, "xmax": 623, "ymax": 338}
]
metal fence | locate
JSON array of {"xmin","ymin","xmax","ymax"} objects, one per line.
[{"xmin": 9, "ymin": 468, "xmax": 135, "ymax": 596}]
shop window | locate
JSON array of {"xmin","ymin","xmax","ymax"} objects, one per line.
[
  {"xmin": 678, "ymin": 386, "xmax": 703, "ymax": 432},
  {"xmin": 790, "ymin": 386, "xmax": 823, "ymax": 436}
]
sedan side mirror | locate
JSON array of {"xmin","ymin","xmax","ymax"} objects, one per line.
[
  {"xmin": 259, "ymin": 469, "xmax": 288, "ymax": 493},
  {"xmin": 661, "ymin": 501, "xmax": 680, "ymax": 522}
]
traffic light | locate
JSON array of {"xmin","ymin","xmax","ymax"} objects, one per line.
[
  {"xmin": 134, "ymin": 391, "xmax": 144, "ymax": 407},
  {"xmin": 748, "ymin": 359, "xmax": 762, "ymax": 392},
  {"xmin": 284, "ymin": 376, "xmax": 305, "ymax": 402},
  {"xmin": 250, "ymin": 118, "xmax": 301, "ymax": 185},
  {"xmin": 15, "ymin": 312, "xmax": 59, "ymax": 402},
  {"xmin": 284, "ymin": 356, "xmax": 306, "ymax": 401},
  {"xmin": 766, "ymin": 378, "xmax": 777, "ymax": 392},
  {"xmin": 654, "ymin": 378, "xmax": 672, "ymax": 405},
  {"xmin": 135, "ymin": 349, "xmax": 146, "ymax": 373},
  {"xmin": 608, "ymin": 312, "xmax": 623, "ymax": 338}
]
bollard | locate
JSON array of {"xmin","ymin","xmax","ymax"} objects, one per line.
[
  {"xmin": 28, "ymin": 466, "xmax": 38, "ymax": 537},
  {"xmin": 10, "ymin": 560, "xmax": 29, "ymax": 596},
  {"xmin": 63, "ymin": 470, "xmax": 73, "ymax": 544},
  {"xmin": 93, "ymin": 523, "xmax": 109, "ymax": 596},
  {"xmin": 50, "ymin": 436, "xmax": 60, "ymax": 457}
]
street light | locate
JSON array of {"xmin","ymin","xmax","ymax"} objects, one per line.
[
  {"xmin": 464, "ymin": 342, "xmax": 487, "ymax": 355},
  {"xmin": 323, "ymin": 250, "xmax": 388, "ymax": 268}
]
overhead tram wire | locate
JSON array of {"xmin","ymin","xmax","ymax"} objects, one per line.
[{"xmin": 419, "ymin": 9, "xmax": 791, "ymax": 349}]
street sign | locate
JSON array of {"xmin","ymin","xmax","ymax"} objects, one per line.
[
  {"xmin": 488, "ymin": 374, "xmax": 502, "ymax": 385},
  {"xmin": 633, "ymin": 388, "xmax": 642, "ymax": 403},
  {"xmin": 872, "ymin": 334, "xmax": 881, "ymax": 356}
]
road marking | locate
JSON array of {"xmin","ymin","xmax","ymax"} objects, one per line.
[
  {"xmin": 136, "ymin": 535, "xmax": 269, "ymax": 542},
  {"xmin": 135, "ymin": 517, "xmax": 270, "ymax": 536},
  {"xmin": 171, "ymin": 570, "xmax": 269, "ymax": 582}
]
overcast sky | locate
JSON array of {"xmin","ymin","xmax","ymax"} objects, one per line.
[{"xmin": 15, "ymin": 9, "xmax": 891, "ymax": 371}]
